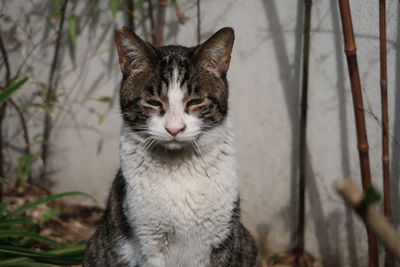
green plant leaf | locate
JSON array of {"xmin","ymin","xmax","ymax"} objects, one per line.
[
  {"xmin": 0, "ymin": 258, "xmax": 61, "ymax": 267},
  {"xmin": 93, "ymin": 0, "xmax": 100, "ymax": 8},
  {"xmin": 48, "ymin": 243, "xmax": 86, "ymax": 256},
  {"xmin": 7, "ymin": 192, "xmax": 96, "ymax": 218},
  {"xmin": 95, "ymin": 96, "xmax": 111, "ymax": 103},
  {"xmin": 0, "ymin": 257, "xmax": 58, "ymax": 267},
  {"xmin": 67, "ymin": 15, "xmax": 78, "ymax": 45},
  {"xmin": 0, "ymin": 78, "xmax": 28, "ymax": 104},
  {"xmin": 98, "ymin": 114, "xmax": 105, "ymax": 125},
  {"xmin": 0, "ymin": 245, "xmax": 83, "ymax": 265},
  {"xmin": 134, "ymin": 0, "xmax": 148, "ymax": 8},
  {"xmin": 111, "ymin": 0, "xmax": 119, "ymax": 19},
  {"xmin": 0, "ymin": 177, "xmax": 12, "ymax": 187},
  {"xmin": 33, "ymin": 134, "xmax": 47, "ymax": 145},
  {"xmin": 0, "ymin": 257, "xmax": 32, "ymax": 264},
  {"xmin": 0, "ymin": 230, "xmax": 63, "ymax": 247},
  {"xmin": 40, "ymin": 209, "xmax": 60, "ymax": 220},
  {"xmin": 364, "ymin": 186, "xmax": 381, "ymax": 206},
  {"xmin": 0, "ymin": 218, "xmax": 32, "ymax": 227},
  {"xmin": 22, "ymin": 103, "xmax": 53, "ymax": 114},
  {"xmin": 16, "ymin": 154, "xmax": 36, "ymax": 185},
  {"xmin": 0, "ymin": 203, "xmax": 9, "ymax": 217}
]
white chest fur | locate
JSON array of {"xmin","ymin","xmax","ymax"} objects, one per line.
[{"xmin": 118, "ymin": 121, "xmax": 238, "ymax": 267}]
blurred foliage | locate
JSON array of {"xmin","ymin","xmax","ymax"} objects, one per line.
[
  {"xmin": 0, "ymin": 78, "xmax": 28, "ymax": 104},
  {"xmin": 0, "ymin": 186, "xmax": 94, "ymax": 266},
  {"xmin": 364, "ymin": 186, "xmax": 381, "ymax": 206}
]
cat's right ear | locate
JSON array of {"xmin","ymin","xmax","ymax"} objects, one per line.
[{"xmin": 115, "ymin": 27, "xmax": 157, "ymax": 76}]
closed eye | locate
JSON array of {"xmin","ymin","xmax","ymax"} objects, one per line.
[
  {"xmin": 187, "ymin": 98, "xmax": 204, "ymax": 107},
  {"xmin": 146, "ymin": 100, "xmax": 163, "ymax": 107}
]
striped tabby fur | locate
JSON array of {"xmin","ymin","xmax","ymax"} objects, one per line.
[{"xmin": 84, "ymin": 27, "xmax": 257, "ymax": 267}]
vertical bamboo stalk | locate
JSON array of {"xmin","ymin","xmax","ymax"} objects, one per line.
[
  {"xmin": 148, "ymin": 0, "xmax": 156, "ymax": 44},
  {"xmin": 126, "ymin": 0, "xmax": 135, "ymax": 31},
  {"xmin": 337, "ymin": 0, "xmax": 379, "ymax": 266},
  {"xmin": 379, "ymin": 0, "xmax": 393, "ymax": 265},
  {"xmin": 154, "ymin": 0, "xmax": 168, "ymax": 46},
  {"xmin": 196, "ymin": 0, "xmax": 200, "ymax": 45},
  {"xmin": 297, "ymin": 0, "xmax": 312, "ymax": 253}
]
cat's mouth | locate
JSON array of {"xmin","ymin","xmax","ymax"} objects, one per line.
[{"xmin": 161, "ymin": 140, "xmax": 186, "ymax": 150}]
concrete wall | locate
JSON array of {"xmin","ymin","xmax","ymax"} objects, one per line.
[{"xmin": 4, "ymin": 0, "xmax": 400, "ymax": 266}]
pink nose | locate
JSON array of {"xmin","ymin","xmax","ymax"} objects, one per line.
[{"xmin": 165, "ymin": 125, "xmax": 186, "ymax": 136}]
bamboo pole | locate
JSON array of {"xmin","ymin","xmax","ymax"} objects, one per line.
[
  {"xmin": 148, "ymin": 0, "xmax": 156, "ymax": 44},
  {"xmin": 125, "ymin": 0, "xmax": 135, "ymax": 31},
  {"xmin": 334, "ymin": 179, "xmax": 400, "ymax": 260},
  {"xmin": 154, "ymin": 0, "xmax": 168, "ymax": 46},
  {"xmin": 337, "ymin": 0, "xmax": 379, "ymax": 265},
  {"xmin": 197, "ymin": 0, "xmax": 200, "ymax": 45},
  {"xmin": 379, "ymin": 0, "xmax": 393, "ymax": 264},
  {"xmin": 297, "ymin": 0, "xmax": 312, "ymax": 253}
]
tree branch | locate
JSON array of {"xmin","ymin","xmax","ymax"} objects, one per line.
[
  {"xmin": 8, "ymin": 99, "xmax": 30, "ymax": 156},
  {"xmin": 0, "ymin": 30, "xmax": 10, "ymax": 85},
  {"xmin": 334, "ymin": 179, "xmax": 400, "ymax": 260},
  {"xmin": 0, "ymin": 29, "xmax": 11, "ymax": 201},
  {"xmin": 41, "ymin": 0, "xmax": 69, "ymax": 179}
]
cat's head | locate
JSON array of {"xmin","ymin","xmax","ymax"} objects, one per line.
[{"xmin": 115, "ymin": 27, "xmax": 234, "ymax": 150}]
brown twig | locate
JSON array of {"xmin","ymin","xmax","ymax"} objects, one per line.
[
  {"xmin": 0, "ymin": 29, "xmax": 10, "ymax": 201},
  {"xmin": 171, "ymin": 0, "xmax": 187, "ymax": 24},
  {"xmin": 41, "ymin": 0, "xmax": 69, "ymax": 179},
  {"xmin": 337, "ymin": 0, "xmax": 379, "ymax": 265},
  {"xmin": 8, "ymin": 99, "xmax": 30, "ymax": 156},
  {"xmin": 8, "ymin": 97, "xmax": 32, "ymax": 183},
  {"xmin": 154, "ymin": 0, "xmax": 168, "ymax": 46},
  {"xmin": 334, "ymin": 179, "xmax": 400, "ymax": 260},
  {"xmin": 125, "ymin": 0, "xmax": 135, "ymax": 31},
  {"xmin": 297, "ymin": 0, "xmax": 312, "ymax": 253},
  {"xmin": 0, "ymin": 30, "xmax": 31, "ymax": 187},
  {"xmin": 379, "ymin": 0, "xmax": 393, "ymax": 264},
  {"xmin": 148, "ymin": 0, "xmax": 156, "ymax": 44},
  {"xmin": 0, "ymin": 33, "xmax": 10, "ymax": 84}
]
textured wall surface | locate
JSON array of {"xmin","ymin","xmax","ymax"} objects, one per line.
[{"xmin": 4, "ymin": 0, "xmax": 400, "ymax": 266}]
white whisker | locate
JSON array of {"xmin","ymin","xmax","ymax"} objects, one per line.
[{"xmin": 192, "ymin": 140, "xmax": 204, "ymax": 159}]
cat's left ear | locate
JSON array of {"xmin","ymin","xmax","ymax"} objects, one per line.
[
  {"xmin": 115, "ymin": 26, "xmax": 158, "ymax": 76},
  {"xmin": 193, "ymin": 27, "xmax": 235, "ymax": 76}
]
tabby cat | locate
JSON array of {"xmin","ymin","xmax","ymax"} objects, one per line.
[{"xmin": 84, "ymin": 26, "xmax": 257, "ymax": 267}]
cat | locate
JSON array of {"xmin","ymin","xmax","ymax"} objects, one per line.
[{"xmin": 84, "ymin": 26, "xmax": 257, "ymax": 267}]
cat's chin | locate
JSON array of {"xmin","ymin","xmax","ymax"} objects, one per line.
[{"xmin": 160, "ymin": 140, "xmax": 186, "ymax": 150}]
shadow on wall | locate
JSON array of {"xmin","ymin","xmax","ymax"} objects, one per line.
[
  {"xmin": 258, "ymin": 0, "xmax": 302, "ymax": 254},
  {"xmin": 257, "ymin": 0, "xmax": 358, "ymax": 265}
]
